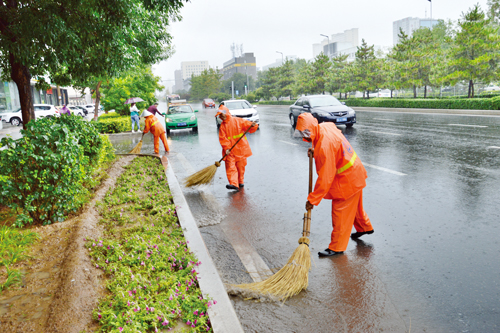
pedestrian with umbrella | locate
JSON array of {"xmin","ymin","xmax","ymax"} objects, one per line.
[{"xmin": 125, "ymin": 97, "xmax": 144, "ymax": 133}]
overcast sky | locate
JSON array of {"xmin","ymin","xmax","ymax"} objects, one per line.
[{"xmin": 153, "ymin": 0, "xmax": 490, "ymax": 91}]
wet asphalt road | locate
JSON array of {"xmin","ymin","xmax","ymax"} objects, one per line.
[{"xmin": 109, "ymin": 104, "xmax": 500, "ymax": 332}]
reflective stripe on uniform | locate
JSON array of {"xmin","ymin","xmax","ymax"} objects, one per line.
[
  {"xmin": 337, "ymin": 151, "xmax": 357, "ymax": 174},
  {"xmin": 151, "ymin": 120, "xmax": 158, "ymax": 127},
  {"xmin": 227, "ymin": 133, "xmax": 247, "ymax": 140}
]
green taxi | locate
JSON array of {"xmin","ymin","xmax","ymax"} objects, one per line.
[{"xmin": 165, "ymin": 102, "xmax": 198, "ymax": 134}]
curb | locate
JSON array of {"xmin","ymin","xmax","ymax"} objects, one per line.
[
  {"xmin": 159, "ymin": 155, "xmax": 244, "ymax": 333},
  {"xmin": 352, "ymin": 106, "xmax": 500, "ymax": 116}
]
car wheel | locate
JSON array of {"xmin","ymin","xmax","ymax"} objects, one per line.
[
  {"xmin": 166, "ymin": 129, "xmax": 171, "ymax": 136},
  {"xmin": 78, "ymin": 112, "xmax": 84, "ymax": 117},
  {"xmin": 192, "ymin": 126, "xmax": 198, "ymax": 133},
  {"xmin": 346, "ymin": 123, "xmax": 354, "ymax": 128},
  {"xmin": 10, "ymin": 117, "xmax": 21, "ymax": 126},
  {"xmin": 289, "ymin": 114, "xmax": 296, "ymax": 129}
]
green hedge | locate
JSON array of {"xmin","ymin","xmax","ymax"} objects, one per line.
[
  {"xmin": 0, "ymin": 115, "xmax": 115, "ymax": 226},
  {"xmin": 345, "ymin": 97, "xmax": 499, "ymax": 110},
  {"xmin": 97, "ymin": 113, "xmax": 146, "ymax": 133}
]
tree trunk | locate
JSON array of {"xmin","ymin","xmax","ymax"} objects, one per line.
[
  {"xmin": 390, "ymin": 89, "xmax": 393, "ymax": 98},
  {"xmin": 468, "ymin": 80, "xmax": 472, "ymax": 98},
  {"xmin": 93, "ymin": 80, "xmax": 102, "ymax": 122},
  {"xmin": 367, "ymin": 91, "xmax": 370, "ymax": 99},
  {"xmin": 10, "ymin": 53, "xmax": 35, "ymax": 130},
  {"xmin": 424, "ymin": 85, "xmax": 427, "ymax": 98},
  {"xmin": 470, "ymin": 80, "xmax": 474, "ymax": 98},
  {"xmin": 363, "ymin": 91, "xmax": 366, "ymax": 99},
  {"xmin": 413, "ymin": 85, "xmax": 417, "ymax": 98}
]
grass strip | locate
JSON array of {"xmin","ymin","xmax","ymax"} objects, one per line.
[{"xmin": 88, "ymin": 156, "xmax": 213, "ymax": 332}]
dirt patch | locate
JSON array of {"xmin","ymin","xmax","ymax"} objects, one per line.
[{"xmin": 0, "ymin": 155, "xmax": 136, "ymax": 332}]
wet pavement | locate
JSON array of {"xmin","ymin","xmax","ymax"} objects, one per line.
[{"xmin": 109, "ymin": 104, "xmax": 500, "ymax": 332}]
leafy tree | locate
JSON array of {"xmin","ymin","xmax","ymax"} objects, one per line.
[
  {"xmin": 258, "ymin": 68, "xmax": 279, "ymax": 100},
  {"xmin": 0, "ymin": 0, "xmax": 187, "ymax": 128},
  {"xmin": 277, "ymin": 59, "xmax": 295, "ymax": 98},
  {"xmin": 293, "ymin": 61, "xmax": 314, "ymax": 96},
  {"xmin": 487, "ymin": 0, "xmax": 500, "ymax": 24},
  {"xmin": 222, "ymin": 73, "xmax": 253, "ymax": 98},
  {"xmin": 309, "ymin": 53, "xmax": 331, "ymax": 94},
  {"xmin": 353, "ymin": 39, "xmax": 379, "ymax": 98},
  {"xmin": 189, "ymin": 68, "xmax": 222, "ymax": 101},
  {"xmin": 445, "ymin": 4, "xmax": 500, "ymax": 97},
  {"xmin": 326, "ymin": 54, "xmax": 349, "ymax": 98},
  {"xmin": 100, "ymin": 66, "xmax": 163, "ymax": 115}
]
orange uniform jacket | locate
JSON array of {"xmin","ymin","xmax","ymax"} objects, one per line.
[
  {"xmin": 219, "ymin": 113, "xmax": 258, "ymax": 159},
  {"xmin": 143, "ymin": 115, "xmax": 165, "ymax": 137},
  {"xmin": 299, "ymin": 116, "xmax": 367, "ymax": 205}
]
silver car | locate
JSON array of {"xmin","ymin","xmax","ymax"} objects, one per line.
[
  {"xmin": 215, "ymin": 99, "xmax": 260, "ymax": 127},
  {"xmin": 0, "ymin": 104, "xmax": 59, "ymax": 126}
]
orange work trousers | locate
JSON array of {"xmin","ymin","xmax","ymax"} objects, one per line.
[
  {"xmin": 224, "ymin": 155, "xmax": 247, "ymax": 186},
  {"xmin": 154, "ymin": 132, "xmax": 169, "ymax": 154},
  {"xmin": 329, "ymin": 190, "xmax": 373, "ymax": 252}
]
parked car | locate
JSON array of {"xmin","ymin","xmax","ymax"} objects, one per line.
[
  {"xmin": 202, "ymin": 98, "xmax": 216, "ymax": 108},
  {"xmin": 483, "ymin": 84, "xmax": 500, "ymax": 92},
  {"xmin": 83, "ymin": 104, "xmax": 103, "ymax": 114},
  {"xmin": 289, "ymin": 95, "xmax": 356, "ymax": 129},
  {"xmin": 165, "ymin": 102, "xmax": 198, "ymax": 134},
  {"xmin": 67, "ymin": 105, "xmax": 86, "ymax": 117},
  {"xmin": 215, "ymin": 99, "xmax": 260, "ymax": 127},
  {"xmin": 0, "ymin": 104, "xmax": 59, "ymax": 126},
  {"xmin": 376, "ymin": 89, "xmax": 391, "ymax": 98},
  {"xmin": 74, "ymin": 105, "xmax": 88, "ymax": 116}
]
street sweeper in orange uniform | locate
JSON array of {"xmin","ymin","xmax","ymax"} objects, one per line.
[
  {"xmin": 141, "ymin": 109, "xmax": 169, "ymax": 154},
  {"xmin": 294, "ymin": 113, "xmax": 374, "ymax": 257},
  {"xmin": 216, "ymin": 103, "xmax": 258, "ymax": 191}
]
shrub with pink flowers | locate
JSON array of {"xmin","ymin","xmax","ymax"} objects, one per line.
[{"xmin": 87, "ymin": 156, "xmax": 213, "ymax": 332}]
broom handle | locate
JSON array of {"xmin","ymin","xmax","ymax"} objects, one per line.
[
  {"xmin": 303, "ymin": 151, "xmax": 313, "ymax": 237},
  {"xmin": 218, "ymin": 123, "xmax": 255, "ymax": 163}
]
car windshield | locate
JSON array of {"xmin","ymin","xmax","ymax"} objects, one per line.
[
  {"xmin": 226, "ymin": 101, "xmax": 251, "ymax": 110},
  {"xmin": 204, "ymin": 99, "xmax": 214, "ymax": 103},
  {"xmin": 168, "ymin": 105, "xmax": 193, "ymax": 114},
  {"xmin": 309, "ymin": 96, "xmax": 342, "ymax": 107},
  {"xmin": 1, "ymin": 108, "xmax": 21, "ymax": 113}
]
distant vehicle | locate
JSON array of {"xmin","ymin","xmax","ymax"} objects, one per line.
[
  {"xmin": 376, "ymin": 89, "xmax": 391, "ymax": 98},
  {"xmin": 167, "ymin": 94, "xmax": 181, "ymax": 102},
  {"xmin": 165, "ymin": 101, "xmax": 198, "ymax": 134},
  {"xmin": 289, "ymin": 95, "xmax": 356, "ymax": 129},
  {"xmin": 483, "ymin": 84, "xmax": 500, "ymax": 92},
  {"xmin": 0, "ymin": 104, "xmax": 59, "ymax": 126},
  {"xmin": 83, "ymin": 104, "xmax": 103, "ymax": 114},
  {"xmin": 74, "ymin": 105, "xmax": 88, "ymax": 116},
  {"xmin": 67, "ymin": 105, "xmax": 85, "ymax": 117},
  {"xmin": 202, "ymin": 98, "xmax": 216, "ymax": 108},
  {"xmin": 215, "ymin": 99, "xmax": 260, "ymax": 127}
]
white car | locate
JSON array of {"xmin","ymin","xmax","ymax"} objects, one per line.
[
  {"xmin": 376, "ymin": 89, "xmax": 391, "ymax": 98},
  {"xmin": 0, "ymin": 104, "xmax": 59, "ymax": 126},
  {"xmin": 483, "ymin": 84, "xmax": 500, "ymax": 92},
  {"xmin": 216, "ymin": 99, "xmax": 260, "ymax": 127},
  {"xmin": 83, "ymin": 104, "xmax": 103, "ymax": 114},
  {"xmin": 67, "ymin": 105, "xmax": 86, "ymax": 117}
]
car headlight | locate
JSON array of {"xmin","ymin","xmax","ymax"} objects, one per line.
[
  {"xmin": 348, "ymin": 108, "xmax": 355, "ymax": 115},
  {"xmin": 166, "ymin": 117, "xmax": 173, "ymax": 123},
  {"xmin": 190, "ymin": 115, "xmax": 196, "ymax": 121}
]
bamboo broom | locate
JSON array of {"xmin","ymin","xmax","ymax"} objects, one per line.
[
  {"xmin": 228, "ymin": 152, "xmax": 314, "ymax": 301},
  {"xmin": 129, "ymin": 133, "xmax": 144, "ymax": 154},
  {"xmin": 184, "ymin": 124, "xmax": 255, "ymax": 187}
]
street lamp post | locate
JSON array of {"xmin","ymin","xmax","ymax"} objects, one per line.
[
  {"xmin": 276, "ymin": 51, "xmax": 284, "ymax": 65},
  {"xmin": 320, "ymin": 34, "xmax": 330, "ymax": 58}
]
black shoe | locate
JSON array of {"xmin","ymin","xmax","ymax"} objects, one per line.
[
  {"xmin": 239, "ymin": 184, "xmax": 244, "ymax": 188},
  {"xmin": 226, "ymin": 184, "xmax": 239, "ymax": 190},
  {"xmin": 318, "ymin": 249, "xmax": 344, "ymax": 257},
  {"xmin": 351, "ymin": 229, "xmax": 374, "ymax": 239}
]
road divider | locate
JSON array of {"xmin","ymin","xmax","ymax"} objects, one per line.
[
  {"xmin": 369, "ymin": 131, "xmax": 402, "ymax": 136},
  {"xmin": 448, "ymin": 124, "xmax": 488, "ymax": 128},
  {"xmin": 363, "ymin": 163, "xmax": 407, "ymax": 176}
]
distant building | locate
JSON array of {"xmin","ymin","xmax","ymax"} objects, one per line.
[
  {"xmin": 222, "ymin": 53, "xmax": 257, "ymax": 81},
  {"xmin": 181, "ymin": 61, "xmax": 209, "ymax": 80},
  {"xmin": 313, "ymin": 28, "xmax": 359, "ymax": 58},
  {"xmin": 393, "ymin": 17, "xmax": 440, "ymax": 45},
  {"xmin": 262, "ymin": 55, "xmax": 297, "ymax": 71},
  {"xmin": 172, "ymin": 69, "xmax": 183, "ymax": 93}
]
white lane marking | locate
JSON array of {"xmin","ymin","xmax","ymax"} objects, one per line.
[
  {"xmin": 363, "ymin": 163, "xmax": 407, "ymax": 176},
  {"xmin": 448, "ymin": 124, "xmax": 487, "ymax": 128},
  {"xmin": 278, "ymin": 140, "xmax": 298, "ymax": 146},
  {"xmin": 373, "ymin": 118, "xmax": 395, "ymax": 121},
  {"xmin": 369, "ymin": 131, "xmax": 401, "ymax": 136},
  {"xmin": 487, "ymin": 146, "xmax": 500, "ymax": 149},
  {"xmin": 176, "ymin": 153, "xmax": 271, "ymax": 282}
]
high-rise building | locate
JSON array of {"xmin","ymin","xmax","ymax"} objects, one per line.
[
  {"xmin": 313, "ymin": 28, "xmax": 359, "ymax": 58},
  {"xmin": 181, "ymin": 61, "xmax": 209, "ymax": 80},
  {"xmin": 172, "ymin": 70, "xmax": 183, "ymax": 93},
  {"xmin": 393, "ymin": 17, "xmax": 439, "ymax": 45},
  {"xmin": 222, "ymin": 53, "xmax": 256, "ymax": 81}
]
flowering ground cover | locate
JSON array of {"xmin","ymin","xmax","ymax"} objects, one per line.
[{"xmin": 88, "ymin": 156, "xmax": 213, "ymax": 332}]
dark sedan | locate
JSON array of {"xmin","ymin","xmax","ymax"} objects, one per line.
[{"xmin": 289, "ymin": 95, "xmax": 356, "ymax": 128}]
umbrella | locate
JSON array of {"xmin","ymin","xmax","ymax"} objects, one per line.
[{"xmin": 124, "ymin": 97, "xmax": 144, "ymax": 104}]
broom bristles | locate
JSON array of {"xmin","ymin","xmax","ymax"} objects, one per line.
[
  {"xmin": 228, "ymin": 242, "xmax": 311, "ymax": 301},
  {"xmin": 129, "ymin": 140, "xmax": 143, "ymax": 154},
  {"xmin": 184, "ymin": 163, "xmax": 219, "ymax": 187}
]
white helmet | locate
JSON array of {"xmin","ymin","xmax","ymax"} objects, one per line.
[{"xmin": 140, "ymin": 110, "xmax": 153, "ymax": 117}]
